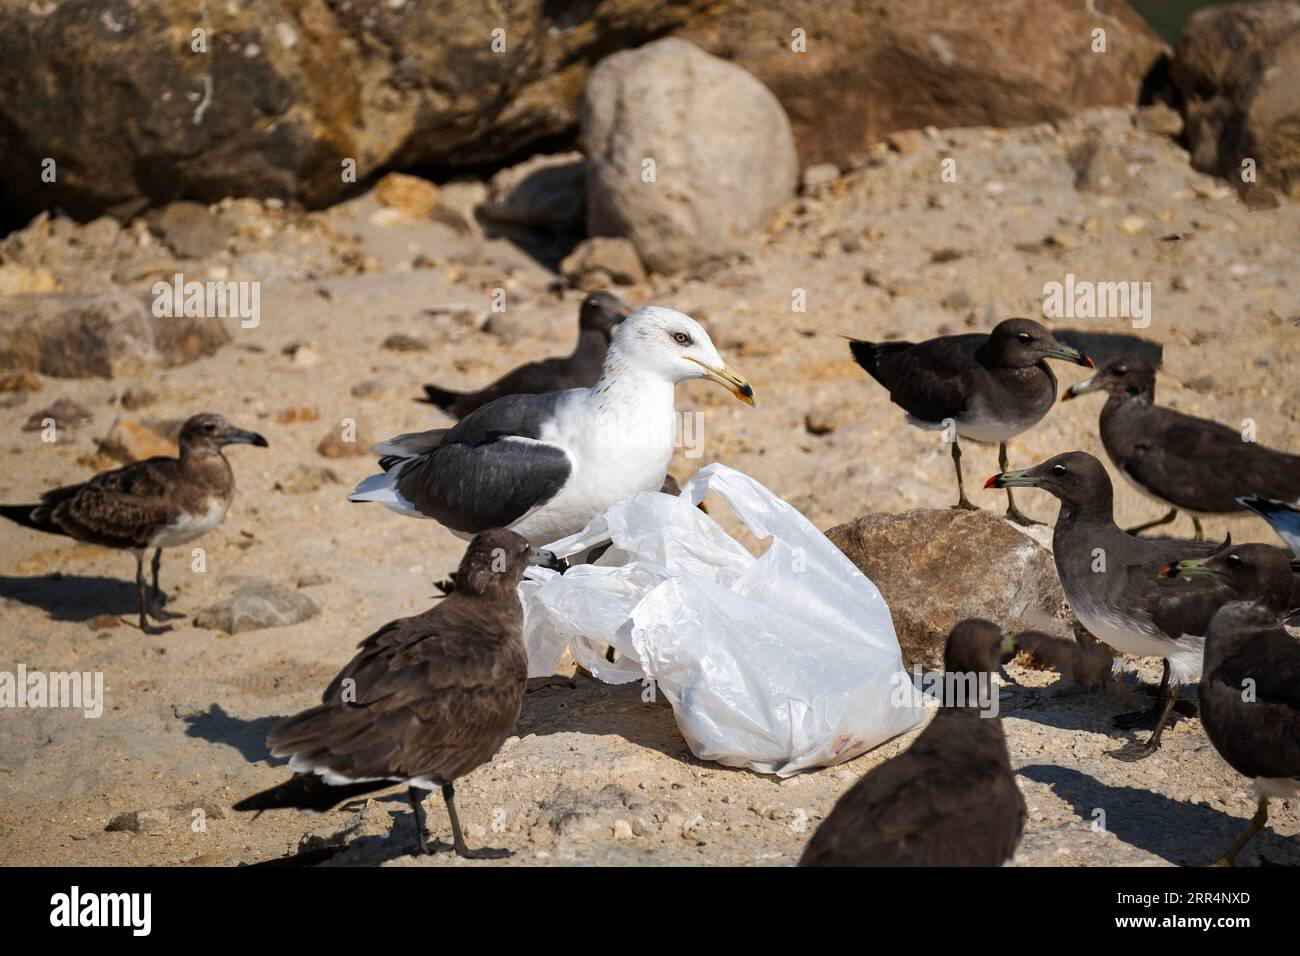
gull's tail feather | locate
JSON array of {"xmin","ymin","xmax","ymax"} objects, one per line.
[
  {"xmin": 0, "ymin": 503, "xmax": 66, "ymax": 536},
  {"xmin": 848, "ymin": 339, "xmax": 912, "ymax": 388},
  {"xmin": 1238, "ymin": 495, "xmax": 1300, "ymax": 554},
  {"xmin": 420, "ymin": 384, "xmax": 461, "ymax": 411}
]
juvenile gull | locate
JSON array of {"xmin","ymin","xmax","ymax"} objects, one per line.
[
  {"xmin": 1238, "ymin": 496, "xmax": 1300, "ymax": 554},
  {"xmin": 352, "ymin": 306, "xmax": 755, "ymax": 546},
  {"xmin": 987, "ymin": 451, "xmax": 1298, "ymax": 758},
  {"xmin": 420, "ymin": 291, "xmax": 627, "ymax": 419},
  {"xmin": 850, "ymin": 318, "xmax": 1092, "ymax": 524},
  {"xmin": 799, "ymin": 620, "xmax": 1024, "ymax": 867},
  {"xmin": 1196, "ymin": 600, "xmax": 1300, "ymax": 866},
  {"xmin": 1064, "ymin": 356, "xmax": 1300, "ymax": 539},
  {"xmin": 233, "ymin": 529, "xmax": 535, "ymax": 859},
  {"xmin": 1, "ymin": 413, "xmax": 267, "ymax": 634}
]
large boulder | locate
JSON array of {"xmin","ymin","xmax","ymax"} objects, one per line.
[
  {"xmin": 582, "ymin": 38, "xmax": 798, "ymax": 274},
  {"xmin": 1171, "ymin": 1, "xmax": 1300, "ymax": 200},
  {"xmin": 0, "ymin": 291, "xmax": 230, "ymax": 378},
  {"xmin": 825, "ymin": 509, "xmax": 1078, "ymax": 671},
  {"xmin": 678, "ymin": 0, "xmax": 1168, "ymax": 168},
  {"xmin": 0, "ymin": 1, "xmax": 1165, "ymax": 222}
]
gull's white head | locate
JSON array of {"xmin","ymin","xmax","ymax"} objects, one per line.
[{"xmin": 607, "ymin": 306, "xmax": 756, "ymax": 406}]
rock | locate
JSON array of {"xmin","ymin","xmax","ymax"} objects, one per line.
[
  {"xmin": 86, "ymin": 614, "xmax": 123, "ymax": 631},
  {"xmin": 316, "ymin": 424, "xmax": 372, "ymax": 459},
  {"xmin": 97, "ymin": 418, "xmax": 178, "ymax": 464},
  {"xmin": 23, "ymin": 398, "xmax": 92, "ymax": 431},
  {"xmin": 0, "ymin": 264, "xmax": 56, "ymax": 295},
  {"xmin": 148, "ymin": 201, "xmax": 236, "ymax": 258},
  {"xmin": 0, "ymin": 291, "xmax": 230, "ymax": 379},
  {"xmin": 560, "ymin": 237, "xmax": 646, "ymax": 289},
  {"xmin": 583, "ymin": 38, "xmax": 798, "ymax": 274},
  {"xmin": 120, "ymin": 386, "xmax": 158, "ymax": 411},
  {"xmin": 825, "ymin": 509, "xmax": 1076, "ymax": 671},
  {"xmin": 0, "ymin": 2, "xmax": 1165, "ymax": 220},
  {"xmin": 886, "ymin": 130, "xmax": 927, "ymax": 155},
  {"xmin": 483, "ymin": 152, "xmax": 585, "ymax": 233},
  {"xmin": 273, "ymin": 405, "xmax": 319, "ymax": 424},
  {"xmin": 0, "ymin": 370, "xmax": 42, "ymax": 394},
  {"xmin": 431, "ymin": 180, "xmax": 489, "ymax": 236},
  {"xmin": 1172, "ymin": 1, "xmax": 1300, "ymax": 199},
  {"xmin": 1134, "ymin": 103, "xmax": 1184, "ymax": 137},
  {"xmin": 676, "ymin": 0, "xmax": 1167, "ymax": 169},
  {"xmin": 803, "ymin": 412, "xmax": 836, "ymax": 436},
  {"xmin": 273, "ymin": 464, "xmax": 340, "ymax": 495},
  {"xmin": 381, "ymin": 333, "xmax": 428, "ymax": 352},
  {"xmin": 800, "ymin": 163, "xmax": 840, "ymax": 192},
  {"xmin": 373, "ymin": 173, "xmax": 439, "ymax": 218},
  {"xmin": 295, "ymin": 571, "xmax": 332, "ymax": 589},
  {"xmin": 106, "ymin": 808, "xmax": 168, "ymax": 836},
  {"xmin": 193, "ymin": 579, "xmax": 319, "ymax": 634},
  {"xmin": 1068, "ymin": 137, "xmax": 1134, "ymax": 194}
]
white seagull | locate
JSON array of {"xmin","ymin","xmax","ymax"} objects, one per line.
[{"xmin": 350, "ymin": 306, "xmax": 756, "ymax": 545}]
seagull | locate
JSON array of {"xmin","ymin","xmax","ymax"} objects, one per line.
[
  {"xmin": 987, "ymin": 451, "xmax": 1298, "ymax": 759},
  {"xmin": 1196, "ymin": 600, "xmax": 1300, "ymax": 866},
  {"xmin": 1237, "ymin": 496, "xmax": 1300, "ymax": 555},
  {"xmin": 1, "ymin": 412, "xmax": 267, "ymax": 634},
  {"xmin": 849, "ymin": 318, "xmax": 1092, "ymax": 525},
  {"xmin": 1064, "ymin": 355, "xmax": 1300, "ymax": 540},
  {"xmin": 419, "ymin": 291, "xmax": 627, "ymax": 419},
  {"xmin": 799, "ymin": 620, "xmax": 1024, "ymax": 866},
  {"xmin": 351, "ymin": 306, "xmax": 755, "ymax": 546},
  {"xmin": 233, "ymin": 529, "xmax": 536, "ymax": 859}
]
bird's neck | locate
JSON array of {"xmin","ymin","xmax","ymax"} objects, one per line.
[
  {"xmin": 572, "ymin": 328, "xmax": 608, "ymax": 359},
  {"xmin": 179, "ymin": 445, "xmax": 234, "ymax": 487},
  {"xmin": 591, "ymin": 354, "xmax": 677, "ymax": 418}
]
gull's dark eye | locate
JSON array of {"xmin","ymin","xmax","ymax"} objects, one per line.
[
  {"xmin": 1017, "ymin": 332, "xmax": 1032, "ymax": 344},
  {"xmin": 1227, "ymin": 554, "xmax": 1242, "ymax": 568},
  {"xmin": 672, "ymin": 331, "xmax": 693, "ymax": 346},
  {"xmin": 1052, "ymin": 464, "xmax": 1067, "ymax": 475},
  {"xmin": 1116, "ymin": 365, "xmax": 1128, "ymax": 374},
  {"xmin": 203, "ymin": 422, "xmax": 217, "ymax": 433}
]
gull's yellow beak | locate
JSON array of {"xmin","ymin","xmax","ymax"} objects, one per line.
[{"xmin": 684, "ymin": 357, "xmax": 756, "ymax": 407}]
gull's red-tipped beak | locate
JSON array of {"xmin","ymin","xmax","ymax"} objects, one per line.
[{"xmin": 984, "ymin": 474, "xmax": 1003, "ymax": 489}]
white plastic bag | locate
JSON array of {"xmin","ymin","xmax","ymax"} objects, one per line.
[{"xmin": 519, "ymin": 463, "xmax": 925, "ymax": 776}]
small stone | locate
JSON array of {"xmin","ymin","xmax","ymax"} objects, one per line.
[
  {"xmin": 106, "ymin": 808, "xmax": 168, "ymax": 835},
  {"xmin": 804, "ymin": 413, "xmax": 836, "ymax": 436},
  {"xmin": 382, "ymin": 333, "xmax": 428, "ymax": 352},
  {"xmin": 1119, "ymin": 215, "xmax": 1148, "ymax": 235},
  {"xmin": 351, "ymin": 378, "xmax": 387, "ymax": 399},
  {"xmin": 373, "ymin": 172, "xmax": 439, "ymax": 218},
  {"xmin": 193, "ymin": 579, "xmax": 319, "ymax": 633},
  {"xmin": 295, "ymin": 572, "xmax": 332, "ymax": 589},
  {"xmin": 282, "ymin": 342, "xmax": 320, "ymax": 367},
  {"xmin": 97, "ymin": 418, "xmax": 177, "ymax": 464},
  {"xmin": 941, "ymin": 289, "xmax": 972, "ymax": 310},
  {"xmin": 800, "ymin": 163, "xmax": 840, "ymax": 192},
  {"xmin": 612, "ymin": 819, "xmax": 634, "ymax": 840},
  {"xmin": 886, "ymin": 129, "xmax": 926, "ymax": 155},
  {"xmin": 120, "ymin": 387, "xmax": 157, "ymax": 411},
  {"xmin": 317, "ymin": 425, "xmax": 372, "ymax": 459},
  {"xmin": 274, "ymin": 464, "xmax": 340, "ymax": 494},
  {"xmin": 274, "ymin": 405, "xmax": 320, "ymax": 424},
  {"xmin": 23, "ymin": 398, "xmax": 92, "ymax": 431},
  {"xmin": 560, "ymin": 237, "xmax": 646, "ymax": 288},
  {"xmin": 87, "ymin": 614, "xmax": 123, "ymax": 631},
  {"xmin": 148, "ymin": 201, "xmax": 235, "ymax": 258}
]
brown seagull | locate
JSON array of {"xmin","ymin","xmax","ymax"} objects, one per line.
[
  {"xmin": 1, "ymin": 412, "xmax": 267, "ymax": 633},
  {"xmin": 800, "ymin": 620, "xmax": 1025, "ymax": 867},
  {"xmin": 234, "ymin": 528, "xmax": 535, "ymax": 860}
]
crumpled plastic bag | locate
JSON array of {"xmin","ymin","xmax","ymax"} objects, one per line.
[{"xmin": 519, "ymin": 463, "xmax": 926, "ymax": 776}]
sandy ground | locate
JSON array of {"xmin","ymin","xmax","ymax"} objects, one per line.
[{"xmin": 1, "ymin": 106, "xmax": 1298, "ymax": 867}]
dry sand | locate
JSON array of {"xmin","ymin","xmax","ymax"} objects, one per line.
[{"xmin": 1, "ymin": 106, "xmax": 1297, "ymax": 866}]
